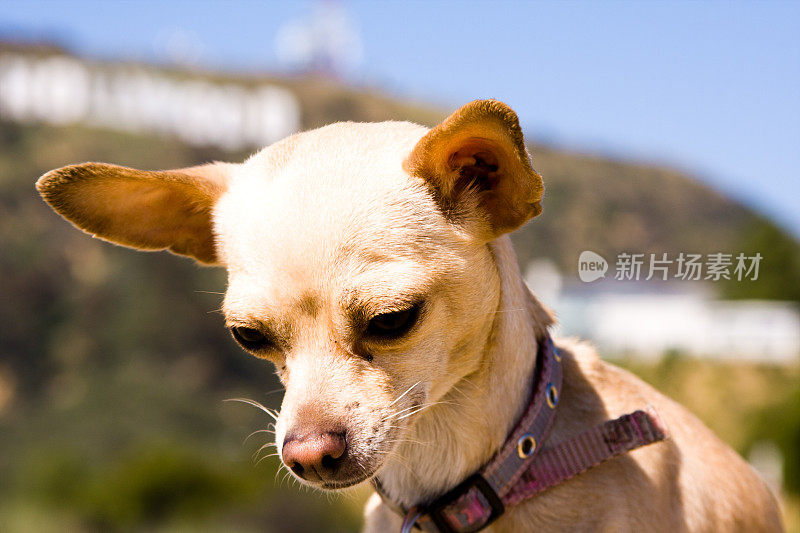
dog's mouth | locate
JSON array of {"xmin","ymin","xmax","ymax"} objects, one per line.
[
  {"xmin": 280, "ymin": 390, "xmax": 428, "ymax": 491},
  {"xmin": 280, "ymin": 415, "xmax": 411, "ymax": 491},
  {"xmin": 319, "ymin": 472, "xmax": 374, "ymax": 490},
  {"xmin": 281, "ymin": 434, "xmax": 393, "ymax": 490},
  {"xmin": 280, "ymin": 451, "xmax": 381, "ymax": 491}
]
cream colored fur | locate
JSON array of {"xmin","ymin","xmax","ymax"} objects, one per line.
[{"xmin": 37, "ymin": 101, "xmax": 783, "ymax": 532}]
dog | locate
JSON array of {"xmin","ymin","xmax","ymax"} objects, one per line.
[{"xmin": 37, "ymin": 100, "xmax": 782, "ymax": 532}]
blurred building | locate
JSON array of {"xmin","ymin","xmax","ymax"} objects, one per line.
[
  {"xmin": 0, "ymin": 47, "xmax": 300, "ymax": 150},
  {"xmin": 526, "ymin": 260, "xmax": 800, "ymax": 363}
]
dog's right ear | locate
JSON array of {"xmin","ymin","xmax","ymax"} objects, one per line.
[
  {"xmin": 36, "ymin": 161, "xmax": 236, "ymax": 265},
  {"xmin": 405, "ymin": 99, "xmax": 543, "ymax": 240}
]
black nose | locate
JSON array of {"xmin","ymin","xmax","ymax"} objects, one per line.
[{"xmin": 282, "ymin": 429, "xmax": 347, "ymax": 481}]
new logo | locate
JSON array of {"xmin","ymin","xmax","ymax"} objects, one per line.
[{"xmin": 578, "ymin": 250, "xmax": 608, "ymax": 282}]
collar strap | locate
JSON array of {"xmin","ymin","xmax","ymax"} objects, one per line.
[{"xmin": 373, "ymin": 336, "xmax": 669, "ymax": 533}]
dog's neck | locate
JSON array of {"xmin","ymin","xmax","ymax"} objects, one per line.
[{"xmin": 377, "ymin": 236, "xmax": 553, "ymax": 507}]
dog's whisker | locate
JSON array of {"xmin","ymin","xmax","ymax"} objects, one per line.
[
  {"xmin": 399, "ymin": 399, "xmax": 456, "ymax": 420},
  {"xmin": 381, "ymin": 403, "xmax": 422, "ymax": 421},
  {"xmin": 385, "ymin": 437, "xmax": 431, "ymax": 448},
  {"xmin": 352, "ymin": 456, "xmax": 371, "ymax": 481},
  {"xmin": 252, "ymin": 441, "xmax": 278, "ymax": 462},
  {"xmin": 244, "ymin": 428, "xmax": 275, "ymax": 444},
  {"xmin": 280, "ymin": 469, "xmax": 293, "ymax": 488},
  {"xmin": 254, "ymin": 451, "xmax": 281, "ymax": 466},
  {"xmin": 389, "ymin": 380, "xmax": 422, "ymax": 407},
  {"xmin": 223, "ymin": 397, "xmax": 280, "ymax": 420},
  {"xmin": 383, "ymin": 432, "xmax": 435, "ymax": 448},
  {"xmin": 381, "ymin": 399, "xmax": 452, "ymax": 421},
  {"xmin": 273, "ymin": 463, "xmax": 286, "ymax": 485},
  {"xmin": 395, "ymin": 405, "xmax": 434, "ymax": 421},
  {"xmin": 383, "ymin": 399, "xmax": 455, "ymax": 422},
  {"xmin": 255, "ymin": 439, "xmax": 277, "ymax": 450},
  {"xmin": 446, "ymin": 380, "xmax": 485, "ymax": 413}
]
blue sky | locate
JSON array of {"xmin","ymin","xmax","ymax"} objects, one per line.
[{"xmin": 3, "ymin": 0, "xmax": 799, "ymax": 237}]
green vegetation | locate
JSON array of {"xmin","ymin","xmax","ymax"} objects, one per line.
[
  {"xmin": 721, "ymin": 216, "xmax": 800, "ymax": 302},
  {"xmin": 0, "ymin": 359, "xmax": 367, "ymax": 532}
]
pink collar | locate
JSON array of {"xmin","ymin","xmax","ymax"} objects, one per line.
[{"xmin": 372, "ymin": 335, "xmax": 668, "ymax": 533}]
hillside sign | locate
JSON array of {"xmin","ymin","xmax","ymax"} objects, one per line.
[{"xmin": 0, "ymin": 52, "xmax": 301, "ymax": 150}]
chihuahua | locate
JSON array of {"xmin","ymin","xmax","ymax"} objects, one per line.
[{"xmin": 37, "ymin": 100, "xmax": 782, "ymax": 531}]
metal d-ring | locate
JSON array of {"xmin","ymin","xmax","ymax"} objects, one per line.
[{"xmin": 401, "ymin": 505, "xmax": 423, "ymax": 533}]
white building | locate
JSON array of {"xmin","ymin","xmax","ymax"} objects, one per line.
[
  {"xmin": 0, "ymin": 51, "xmax": 301, "ymax": 151},
  {"xmin": 526, "ymin": 260, "xmax": 800, "ymax": 363}
]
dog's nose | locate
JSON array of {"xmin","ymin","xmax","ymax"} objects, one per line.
[{"xmin": 282, "ymin": 430, "xmax": 347, "ymax": 481}]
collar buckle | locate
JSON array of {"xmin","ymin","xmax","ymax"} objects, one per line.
[{"xmin": 426, "ymin": 474, "xmax": 505, "ymax": 533}]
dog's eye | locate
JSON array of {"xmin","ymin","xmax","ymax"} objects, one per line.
[
  {"xmin": 367, "ymin": 305, "xmax": 420, "ymax": 339},
  {"xmin": 230, "ymin": 326, "xmax": 274, "ymax": 351}
]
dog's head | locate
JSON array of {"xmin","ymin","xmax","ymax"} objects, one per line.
[{"xmin": 37, "ymin": 100, "xmax": 543, "ymax": 489}]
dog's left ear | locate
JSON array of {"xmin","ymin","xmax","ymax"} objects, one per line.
[
  {"xmin": 36, "ymin": 161, "xmax": 236, "ymax": 265},
  {"xmin": 405, "ymin": 99, "xmax": 543, "ymax": 239}
]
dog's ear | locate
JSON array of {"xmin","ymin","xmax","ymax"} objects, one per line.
[
  {"xmin": 36, "ymin": 161, "xmax": 236, "ymax": 265},
  {"xmin": 405, "ymin": 99, "xmax": 543, "ymax": 239}
]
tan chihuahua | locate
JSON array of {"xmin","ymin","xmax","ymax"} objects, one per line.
[{"xmin": 37, "ymin": 100, "xmax": 782, "ymax": 532}]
